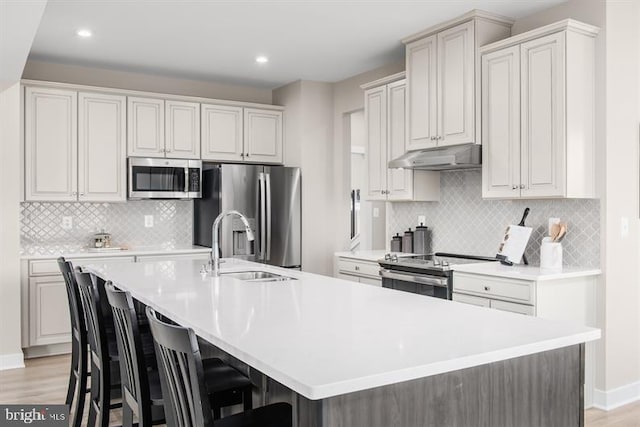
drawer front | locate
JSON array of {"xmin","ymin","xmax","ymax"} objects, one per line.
[
  {"xmin": 359, "ymin": 276, "xmax": 382, "ymax": 287},
  {"xmin": 453, "ymin": 273, "xmax": 534, "ymax": 304},
  {"xmin": 490, "ymin": 299, "xmax": 535, "ymax": 316},
  {"xmin": 136, "ymin": 253, "xmax": 210, "ymax": 262},
  {"xmin": 336, "ymin": 273, "xmax": 360, "ymax": 284},
  {"xmin": 337, "ymin": 259, "xmax": 381, "ymax": 278},
  {"xmin": 453, "ymin": 292, "xmax": 490, "ymax": 308},
  {"xmin": 29, "ymin": 256, "xmax": 135, "ymax": 276}
]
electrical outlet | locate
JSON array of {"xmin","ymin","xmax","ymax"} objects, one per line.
[
  {"xmin": 144, "ymin": 215, "xmax": 154, "ymax": 228},
  {"xmin": 418, "ymin": 215, "xmax": 426, "ymax": 226},
  {"xmin": 61, "ymin": 216, "xmax": 73, "ymax": 230},
  {"xmin": 621, "ymin": 217, "xmax": 629, "ymax": 237}
]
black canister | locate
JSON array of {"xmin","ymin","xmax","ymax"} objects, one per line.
[
  {"xmin": 390, "ymin": 233, "xmax": 402, "ymax": 252},
  {"xmin": 402, "ymin": 228, "xmax": 414, "ymax": 253},
  {"xmin": 413, "ymin": 223, "xmax": 432, "ymax": 254}
]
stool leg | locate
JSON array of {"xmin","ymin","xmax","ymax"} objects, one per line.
[
  {"xmin": 243, "ymin": 386, "xmax": 253, "ymax": 411},
  {"xmin": 88, "ymin": 356, "xmax": 99, "ymax": 427},
  {"xmin": 66, "ymin": 338, "xmax": 78, "ymax": 407},
  {"xmin": 71, "ymin": 346, "xmax": 88, "ymax": 427},
  {"xmin": 122, "ymin": 402, "xmax": 134, "ymax": 427}
]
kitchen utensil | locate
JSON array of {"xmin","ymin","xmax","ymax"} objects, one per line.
[
  {"xmin": 548, "ymin": 218, "xmax": 561, "ymax": 236},
  {"xmin": 390, "ymin": 233, "xmax": 402, "ymax": 252},
  {"xmin": 413, "ymin": 223, "xmax": 432, "ymax": 255},
  {"xmin": 402, "ymin": 228, "xmax": 414, "ymax": 253},
  {"xmin": 496, "ymin": 224, "xmax": 532, "ymax": 265},
  {"xmin": 517, "ymin": 207, "xmax": 530, "ymax": 265},
  {"xmin": 550, "ymin": 223, "xmax": 561, "ymax": 241},
  {"xmin": 554, "ymin": 223, "xmax": 567, "ymax": 242},
  {"xmin": 540, "ymin": 236, "xmax": 563, "ymax": 269},
  {"xmin": 93, "ymin": 230, "xmax": 112, "ymax": 249}
]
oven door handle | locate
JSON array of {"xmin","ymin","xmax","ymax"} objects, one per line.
[{"xmin": 379, "ymin": 269, "xmax": 449, "ymax": 288}]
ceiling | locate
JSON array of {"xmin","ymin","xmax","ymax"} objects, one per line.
[{"xmin": 28, "ymin": 0, "xmax": 566, "ymax": 89}]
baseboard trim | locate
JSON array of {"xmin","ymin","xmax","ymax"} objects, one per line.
[
  {"xmin": 0, "ymin": 352, "xmax": 25, "ymax": 371},
  {"xmin": 593, "ymin": 381, "xmax": 640, "ymax": 411}
]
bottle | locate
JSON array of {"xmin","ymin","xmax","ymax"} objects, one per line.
[
  {"xmin": 413, "ymin": 223, "xmax": 432, "ymax": 255},
  {"xmin": 402, "ymin": 228, "xmax": 414, "ymax": 253}
]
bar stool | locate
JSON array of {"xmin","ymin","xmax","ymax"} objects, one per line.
[
  {"xmin": 75, "ymin": 269, "xmax": 122, "ymax": 427},
  {"xmin": 57, "ymin": 257, "xmax": 88, "ymax": 427},
  {"xmin": 145, "ymin": 307, "xmax": 293, "ymax": 427}
]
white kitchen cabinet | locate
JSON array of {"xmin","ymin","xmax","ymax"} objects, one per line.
[
  {"xmin": 403, "ymin": 12, "xmax": 513, "ymax": 150},
  {"xmin": 201, "ymin": 104, "xmax": 244, "ymax": 162},
  {"xmin": 166, "ymin": 100, "xmax": 200, "ymax": 159},
  {"xmin": 127, "ymin": 96, "xmax": 165, "ymax": 157},
  {"xmin": 243, "ymin": 108, "xmax": 283, "ymax": 164},
  {"xmin": 25, "ymin": 87, "xmax": 78, "ymax": 201},
  {"xmin": 29, "ymin": 276, "xmax": 70, "ymax": 346},
  {"xmin": 78, "ymin": 92, "xmax": 127, "ymax": 202},
  {"xmin": 335, "ymin": 257, "xmax": 382, "ymax": 286},
  {"xmin": 363, "ymin": 75, "xmax": 440, "ymax": 202},
  {"xmin": 481, "ymin": 20, "xmax": 599, "ymax": 199}
]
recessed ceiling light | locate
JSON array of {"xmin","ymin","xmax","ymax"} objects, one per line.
[
  {"xmin": 255, "ymin": 56, "xmax": 269, "ymax": 64},
  {"xmin": 76, "ymin": 29, "xmax": 92, "ymax": 38}
]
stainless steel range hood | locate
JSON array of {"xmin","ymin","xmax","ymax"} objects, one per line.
[{"xmin": 388, "ymin": 144, "xmax": 481, "ymax": 171}]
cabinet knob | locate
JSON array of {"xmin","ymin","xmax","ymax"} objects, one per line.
[
  {"xmin": 430, "ymin": 136, "xmax": 435, "ymax": 141},
  {"xmin": 80, "ymin": 192, "xmax": 85, "ymax": 196},
  {"xmin": 484, "ymin": 286, "xmax": 491, "ymax": 291},
  {"xmin": 512, "ymin": 185, "xmax": 518, "ymax": 190},
  {"xmin": 355, "ymin": 266, "xmax": 360, "ymax": 271},
  {"xmin": 246, "ymin": 153, "xmax": 250, "ymax": 157},
  {"xmin": 520, "ymin": 184, "xmax": 525, "ymax": 189}
]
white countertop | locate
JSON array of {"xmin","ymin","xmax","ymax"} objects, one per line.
[
  {"xmin": 86, "ymin": 258, "xmax": 599, "ymax": 400},
  {"xmin": 334, "ymin": 250, "xmax": 415, "ymax": 262},
  {"xmin": 21, "ymin": 244, "xmax": 211, "ymax": 260},
  {"xmin": 452, "ymin": 262, "xmax": 601, "ymax": 281}
]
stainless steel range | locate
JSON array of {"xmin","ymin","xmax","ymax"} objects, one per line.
[{"xmin": 378, "ymin": 253, "xmax": 498, "ymax": 300}]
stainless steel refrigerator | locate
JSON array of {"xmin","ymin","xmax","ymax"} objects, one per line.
[{"xmin": 193, "ymin": 164, "xmax": 301, "ymax": 269}]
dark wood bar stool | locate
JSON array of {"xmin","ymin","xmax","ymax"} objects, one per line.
[
  {"xmin": 145, "ymin": 307, "xmax": 293, "ymax": 427},
  {"xmin": 75, "ymin": 269, "xmax": 122, "ymax": 427},
  {"xmin": 57, "ymin": 257, "xmax": 89, "ymax": 427}
]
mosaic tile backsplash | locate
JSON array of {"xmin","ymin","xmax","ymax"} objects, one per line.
[
  {"xmin": 388, "ymin": 170, "xmax": 600, "ymax": 267},
  {"xmin": 21, "ymin": 200, "xmax": 194, "ymax": 255}
]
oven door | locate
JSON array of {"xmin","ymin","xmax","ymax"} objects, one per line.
[
  {"xmin": 380, "ymin": 269, "xmax": 450, "ymax": 299},
  {"xmin": 129, "ymin": 158, "xmax": 191, "ymax": 199}
]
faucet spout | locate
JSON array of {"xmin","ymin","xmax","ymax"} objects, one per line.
[{"xmin": 211, "ymin": 210, "xmax": 254, "ymax": 277}]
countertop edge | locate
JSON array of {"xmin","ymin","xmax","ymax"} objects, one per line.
[
  {"xmin": 21, "ymin": 246, "xmax": 212, "ymax": 260},
  {"xmin": 452, "ymin": 264, "xmax": 602, "ymax": 281}
]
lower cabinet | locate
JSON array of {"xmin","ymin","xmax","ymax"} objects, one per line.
[
  {"xmin": 335, "ymin": 257, "xmax": 382, "ymax": 286},
  {"xmin": 22, "ymin": 252, "xmax": 209, "ymax": 354}
]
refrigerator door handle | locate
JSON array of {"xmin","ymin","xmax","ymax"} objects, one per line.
[
  {"xmin": 265, "ymin": 172, "xmax": 272, "ymax": 261},
  {"xmin": 259, "ymin": 172, "xmax": 266, "ymax": 261}
]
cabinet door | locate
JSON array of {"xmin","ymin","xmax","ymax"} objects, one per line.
[
  {"xmin": 25, "ymin": 87, "xmax": 78, "ymax": 201},
  {"xmin": 481, "ymin": 46, "xmax": 521, "ymax": 199},
  {"xmin": 166, "ymin": 100, "xmax": 200, "ymax": 159},
  {"xmin": 520, "ymin": 32, "xmax": 566, "ymax": 198},
  {"xmin": 386, "ymin": 80, "xmax": 413, "ymax": 201},
  {"xmin": 127, "ymin": 96, "xmax": 165, "ymax": 157},
  {"xmin": 29, "ymin": 276, "xmax": 71, "ymax": 346},
  {"xmin": 437, "ymin": 21, "xmax": 475, "ymax": 146},
  {"xmin": 243, "ymin": 108, "xmax": 283, "ymax": 164},
  {"xmin": 406, "ymin": 35, "xmax": 438, "ymax": 150},
  {"xmin": 364, "ymin": 86, "xmax": 387, "ymax": 200},
  {"xmin": 201, "ymin": 104, "xmax": 244, "ymax": 162},
  {"xmin": 78, "ymin": 92, "xmax": 127, "ymax": 202}
]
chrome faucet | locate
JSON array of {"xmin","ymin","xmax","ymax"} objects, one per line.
[{"xmin": 210, "ymin": 210, "xmax": 255, "ymax": 276}]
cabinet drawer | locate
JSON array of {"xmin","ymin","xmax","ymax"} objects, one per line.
[
  {"xmin": 336, "ymin": 273, "xmax": 360, "ymax": 284},
  {"xmin": 359, "ymin": 276, "xmax": 382, "ymax": 287},
  {"xmin": 337, "ymin": 259, "xmax": 381, "ymax": 279},
  {"xmin": 453, "ymin": 292, "xmax": 490, "ymax": 308},
  {"xmin": 490, "ymin": 299, "xmax": 535, "ymax": 316},
  {"xmin": 453, "ymin": 273, "xmax": 534, "ymax": 304},
  {"xmin": 29, "ymin": 256, "xmax": 135, "ymax": 276}
]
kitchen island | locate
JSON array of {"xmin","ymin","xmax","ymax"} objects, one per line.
[{"xmin": 87, "ymin": 258, "xmax": 600, "ymax": 427}]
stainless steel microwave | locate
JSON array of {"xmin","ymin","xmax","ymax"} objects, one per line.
[{"xmin": 128, "ymin": 158, "xmax": 202, "ymax": 199}]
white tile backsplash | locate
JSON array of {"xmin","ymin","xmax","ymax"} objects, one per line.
[
  {"xmin": 388, "ymin": 170, "xmax": 600, "ymax": 267},
  {"xmin": 20, "ymin": 200, "xmax": 193, "ymax": 255}
]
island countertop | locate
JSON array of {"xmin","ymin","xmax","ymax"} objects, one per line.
[{"xmin": 86, "ymin": 258, "xmax": 600, "ymax": 400}]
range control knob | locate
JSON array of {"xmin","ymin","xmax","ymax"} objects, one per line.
[
  {"xmin": 391, "ymin": 254, "xmax": 399, "ymax": 262},
  {"xmin": 384, "ymin": 253, "xmax": 391, "ymax": 260},
  {"xmin": 433, "ymin": 259, "xmax": 441, "ymax": 266},
  {"xmin": 441, "ymin": 261, "xmax": 450, "ymax": 267}
]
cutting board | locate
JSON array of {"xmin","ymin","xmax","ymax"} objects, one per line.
[{"xmin": 496, "ymin": 225, "xmax": 532, "ymax": 264}]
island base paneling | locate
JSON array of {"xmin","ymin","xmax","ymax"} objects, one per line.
[{"xmin": 261, "ymin": 345, "xmax": 584, "ymax": 427}]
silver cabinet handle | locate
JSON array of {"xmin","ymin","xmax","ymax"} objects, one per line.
[
  {"xmin": 355, "ymin": 266, "xmax": 360, "ymax": 271},
  {"xmin": 520, "ymin": 184, "xmax": 525, "ymax": 189},
  {"xmin": 484, "ymin": 286, "xmax": 491, "ymax": 291},
  {"xmin": 512, "ymin": 185, "xmax": 518, "ymax": 190},
  {"xmin": 246, "ymin": 153, "xmax": 250, "ymax": 157},
  {"xmin": 430, "ymin": 136, "xmax": 435, "ymax": 141},
  {"xmin": 265, "ymin": 172, "xmax": 272, "ymax": 261}
]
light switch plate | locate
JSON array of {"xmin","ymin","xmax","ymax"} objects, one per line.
[
  {"xmin": 61, "ymin": 216, "xmax": 73, "ymax": 230},
  {"xmin": 145, "ymin": 215, "xmax": 154, "ymax": 228}
]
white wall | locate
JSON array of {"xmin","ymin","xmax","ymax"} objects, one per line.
[
  {"xmin": 0, "ymin": 83, "xmax": 25, "ymax": 369},
  {"xmin": 22, "ymin": 60, "xmax": 273, "ymax": 104},
  {"xmin": 273, "ymin": 81, "xmax": 335, "ymax": 275},
  {"xmin": 514, "ymin": 0, "xmax": 640, "ymax": 409}
]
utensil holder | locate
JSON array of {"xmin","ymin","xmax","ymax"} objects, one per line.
[{"xmin": 540, "ymin": 237, "xmax": 563, "ymax": 269}]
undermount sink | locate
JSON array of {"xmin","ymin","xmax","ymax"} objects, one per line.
[{"xmin": 220, "ymin": 270, "xmax": 295, "ymax": 282}]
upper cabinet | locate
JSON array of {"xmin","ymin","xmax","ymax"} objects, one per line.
[
  {"xmin": 166, "ymin": 100, "xmax": 200, "ymax": 159},
  {"xmin": 362, "ymin": 74, "xmax": 440, "ymax": 202},
  {"xmin": 202, "ymin": 106, "xmax": 283, "ymax": 164},
  {"xmin": 127, "ymin": 96, "xmax": 165, "ymax": 157},
  {"xmin": 481, "ymin": 20, "xmax": 599, "ymax": 199},
  {"xmin": 25, "ymin": 87, "xmax": 127, "ymax": 202},
  {"xmin": 404, "ymin": 11, "xmax": 513, "ymax": 151}
]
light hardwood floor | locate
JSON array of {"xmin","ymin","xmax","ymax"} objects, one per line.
[{"xmin": 1, "ymin": 355, "xmax": 639, "ymax": 426}]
